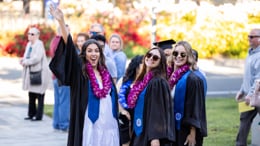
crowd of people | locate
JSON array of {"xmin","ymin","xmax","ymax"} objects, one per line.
[{"xmin": 19, "ymin": 3, "xmax": 260, "ymax": 146}]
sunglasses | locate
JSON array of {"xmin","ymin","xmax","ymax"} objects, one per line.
[
  {"xmin": 172, "ymin": 51, "xmax": 187, "ymax": 58},
  {"xmin": 146, "ymin": 52, "xmax": 160, "ymax": 61},
  {"xmin": 248, "ymin": 35, "xmax": 260, "ymax": 39},
  {"xmin": 28, "ymin": 33, "xmax": 35, "ymax": 36},
  {"xmin": 90, "ymin": 31, "xmax": 101, "ymax": 36}
]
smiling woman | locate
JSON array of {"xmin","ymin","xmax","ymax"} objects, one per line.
[
  {"xmin": 126, "ymin": 47, "xmax": 175, "ymax": 146},
  {"xmin": 167, "ymin": 41, "xmax": 207, "ymax": 146},
  {"xmin": 49, "ymin": 5, "xmax": 120, "ymax": 146}
]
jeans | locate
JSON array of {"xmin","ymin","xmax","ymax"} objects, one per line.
[{"xmin": 52, "ymin": 79, "xmax": 70, "ymax": 130}]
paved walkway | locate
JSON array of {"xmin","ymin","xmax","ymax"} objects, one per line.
[
  {"xmin": 0, "ymin": 57, "xmax": 67, "ymax": 146},
  {"xmin": 0, "ymin": 56, "xmax": 247, "ymax": 146}
]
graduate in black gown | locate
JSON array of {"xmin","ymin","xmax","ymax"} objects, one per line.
[
  {"xmin": 167, "ymin": 41, "xmax": 207, "ymax": 146},
  {"xmin": 49, "ymin": 5, "xmax": 120, "ymax": 146},
  {"xmin": 127, "ymin": 47, "xmax": 175, "ymax": 146}
]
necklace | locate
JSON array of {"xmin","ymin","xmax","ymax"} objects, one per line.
[
  {"xmin": 168, "ymin": 64, "xmax": 190, "ymax": 89},
  {"xmin": 127, "ymin": 71, "xmax": 153, "ymax": 109},
  {"xmin": 85, "ymin": 62, "xmax": 111, "ymax": 98}
]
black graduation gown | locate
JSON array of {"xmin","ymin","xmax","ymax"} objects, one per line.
[
  {"xmin": 174, "ymin": 72, "xmax": 207, "ymax": 146},
  {"xmin": 49, "ymin": 35, "xmax": 119, "ymax": 146},
  {"xmin": 130, "ymin": 77, "xmax": 175, "ymax": 146}
]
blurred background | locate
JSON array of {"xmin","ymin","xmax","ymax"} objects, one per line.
[{"xmin": 0, "ymin": 0, "xmax": 260, "ymax": 59}]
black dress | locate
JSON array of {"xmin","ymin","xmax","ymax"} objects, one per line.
[
  {"xmin": 49, "ymin": 35, "xmax": 119, "ymax": 146},
  {"xmin": 173, "ymin": 72, "xmax": 207, "ymax": 146},
  {"xmin": 130, "ymin": 77, "xmax": 175, "ymax": 146}
]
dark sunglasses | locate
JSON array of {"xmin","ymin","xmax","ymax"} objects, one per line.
[
  {"xmin": 90, "ymin": 31, "xmax": 101, "ymax": 36},
  {"xmin": 28, "ymin": 33, "xmax": 35, "ymax": 36},
  {"xmin": 146, "ymin": 52, "xmax": 160, "ymax": 61},
  {"xmin": 248, "ymin": 35, "xmax": 260, "ymax": 39},
  {"xmin": 172, "ymin": 51, "xmax": 187, "ymax": 58}
]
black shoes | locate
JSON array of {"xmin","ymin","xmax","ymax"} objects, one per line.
[
  {"xmin": 31, "ymin": 117, "xmax": 42, "ymax": 121},
  {"xmin": 25, "ymin": 117, "xmax": 41, "ymax": 121},
  {"xmin": 24, "ymin": 117, "xmax": 32, "ymax": 120}
]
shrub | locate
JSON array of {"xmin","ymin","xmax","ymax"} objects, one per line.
[
  {"xmin": 2, "ymin": 1, "xmax": 260, "ymax": 58},
  {"xmin": 3, "ymin": 24, "xmax": 55, "ymax": 57}
]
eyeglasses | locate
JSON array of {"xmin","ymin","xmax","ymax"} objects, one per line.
[
  {"xmin": 172, "ymin": 51, "xmax": 187, "ymax": 58},
  {"xmin": 248, "ymin": 35, "xmax": 260, "ymax": 39},
  {"xmin": 146, "ymin": 52, "xmax": 160, "ymax": 61},
  {"xmin": 90, "ymin": 31, "xmax": 101, "ymax": 36},
  {"xmin": 28, "ymin": 33, "xmax": 35, "ymax": 36}
]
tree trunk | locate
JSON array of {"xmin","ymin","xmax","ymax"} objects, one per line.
[{"xmin": 23, "ymin": 0, "xmax": 30, "ymax": 14}]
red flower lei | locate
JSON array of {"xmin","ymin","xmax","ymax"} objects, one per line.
[
  {"xmin": 127, "ymin": 71, "xmax": 153, "ymax": 109},
  {"xmin": 168, "ymin": 64, "xmax": 190, "ymax": 89},
  {"xmin": 85, "ymin": 62, "xmax": 112, "ymax": 98}
]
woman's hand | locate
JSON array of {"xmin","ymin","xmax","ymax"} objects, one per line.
[
  {"xmin": 120, "ymin": 109, "xmax": 131, "ymax": 120},
  {"xmin": 49, "ymin": 4, "xmax": 64, "ymax": 22},
  {"xmin": 118, "ymin": 102, "xmax": 131, "ymax": 120},
  {"xmin": 49, "ymin": 4, "xmax": 68, "ymax": 44},
  {"xmin": 184, "ymin": 127, "xmax": 196, "ymax": 146},
  {"xmin": 151, "ymin": 139, "xmax": 160, "ymax": 146}
]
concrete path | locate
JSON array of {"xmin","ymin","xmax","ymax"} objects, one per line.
[{"xmin": 0, "ymin": 57, "xmax": 67, "ymax": 146}]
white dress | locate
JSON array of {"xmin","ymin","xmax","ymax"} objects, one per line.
[{"xmin": 82, "ymin": 81, "xmax": 119, "ymax": 146}]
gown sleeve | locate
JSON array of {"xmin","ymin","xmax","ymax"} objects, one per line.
[
  {"xmin": 49, "ymin": 35, "xmax": 81, "ymax": 86},
  {"xmin": 145, "ymin": 77, "xmax": 175, "ymax": 143},
  {"xmin": 182, "ymin": 72, "xmax": 207, "ymax": 137}
]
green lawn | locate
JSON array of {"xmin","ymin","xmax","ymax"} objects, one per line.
[
  {"xmin": 45, "ymin": 97, "xmax": 250, "ymax": 146},
  {"xmin": 204, "ymin": 97, "xmax": 242, "ymax": 146}
]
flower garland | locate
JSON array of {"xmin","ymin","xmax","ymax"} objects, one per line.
[
  {"xmin": 168, "ymin": 64, "xmax": 190, "ymax": 89},
  {"xmin": 85, "ymin": 62, "xmax": 112, "ymax": 98},
  {"xmin": 127, "ymin": 71, "xmax": 153, "ymax": 109}
]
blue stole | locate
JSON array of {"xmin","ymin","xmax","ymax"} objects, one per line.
[
  {"xmin": 174, "ymin": 71, "xmax": 190, "ymax": 130},
  {"xmin": 133, "ymin": 87, "xmax": 147, "ymax": 136},
  {"xmin": 87, "ymin": 80, "xmax": 117, "ymax": 123},
  {"xmin": 26, "ymin": 47, "xmax": 32, "ymax": 59},
  {"xmin": 194, "ymin": 70, "xmax": 207, "ymax": 97},
  {"xmin": 118, "ymin": 79, "xmax": 133, "ymax": 109}
]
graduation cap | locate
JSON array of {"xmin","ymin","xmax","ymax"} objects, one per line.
[{"xmin": 153, "ymin": 39, "xmax": 176, "ymax": 50}]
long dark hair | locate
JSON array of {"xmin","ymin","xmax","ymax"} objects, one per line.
[
  {"xmin": 135, "ymin": 47, "xmax": 167, "ymax": 81},
  {"xmin": 123, "ymin": 55, "xmax": 143, "ymax": 83},
  {"xmin": 79, "ymin": 39, "xmax": 106, "ymax": 78}
]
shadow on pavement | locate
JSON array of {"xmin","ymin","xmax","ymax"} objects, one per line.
[{"xmin": 0, "ymin": 67, "xmax": 22, "ymax": 80}]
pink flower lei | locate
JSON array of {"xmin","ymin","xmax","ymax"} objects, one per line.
[
  {"xmin": 168, "ymin": 64, "xmax": 190, "ymax": 89},
  {"xmin": 85, "ymin": 62, "xmax": 112, "ymax": 98},
  {"xmin": 127, "ymin": 71, "xmax": 153, "ymax": 109}
]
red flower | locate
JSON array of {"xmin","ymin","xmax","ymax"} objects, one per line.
[{"xmin": 3, "ymin": 24, "xmax": 55, "ymax": 57}]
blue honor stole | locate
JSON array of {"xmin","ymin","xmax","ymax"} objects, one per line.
[
  {"xmin": 133, "ymin": 87, "xmax": 147, "ymax": 136},
  {"xmin": 174, "ymin": 71, "xmax": 191, "ymax": 130},
  {"xmin": 87, "ymin": 80, "xmax": 117, "ymax": 123},
  {"xmin": 118, "ymin": 79, "xmax": 133, "ymax": 109},
  {"xmin": 193, "ymin": 70, "xmax": 207, "ymax": 97}
]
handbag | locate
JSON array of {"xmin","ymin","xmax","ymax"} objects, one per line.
[
  {"xmin": 29, "ymin": 59, "xmax": 42, "ymax": 85},
  {"xmin": 30, "ymin": 70, "xmax": 42, "ymax": 85},
  {"xmin": 250, "ymin": 79, "xmax": 260, "ymax": 107}
]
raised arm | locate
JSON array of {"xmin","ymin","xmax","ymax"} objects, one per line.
[{"xmin": 49, "ymin": 4, "xmax": 68, "ymax": 44}]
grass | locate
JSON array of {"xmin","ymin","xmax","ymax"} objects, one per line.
[
  {"xmin": 44, "ymin": 97, "xmax": 251, "ymax": 146},
  {"xmin": 204, "ymin": 97, "xmax": 241, "ymax": 146},
  {"xmin": 44, "ymin": 104, "xmax": 53, "ymax": 117}
]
